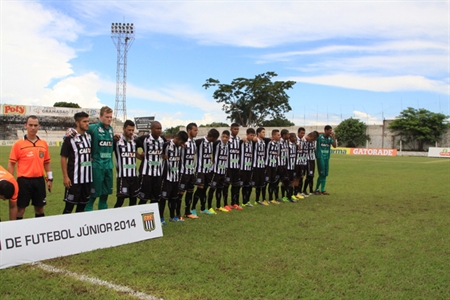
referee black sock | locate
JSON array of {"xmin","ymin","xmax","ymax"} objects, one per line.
[
  {"xmin": 35, "ymin": 213, "xmax": 45, "ymax": 218},
  {"xmin": 16, "ymin": 216, "xmax": 23, "ymax": 220}
]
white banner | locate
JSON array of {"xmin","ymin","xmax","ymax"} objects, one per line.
[
  {"xmin": 1, "ymin": 104, "xmax": 101, "ymax": 118},
  {"xmin": 428, "ymin": 147, "xmax": 450, "ymax": 158},
  {"xmin": 0, "ymin": 204, "xmax": 162, "ymax": 269}
]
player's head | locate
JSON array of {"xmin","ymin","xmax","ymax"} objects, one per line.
[
  {"xmin": 221, "ymin": 130, "xmax": 230, "ymax": 144},
  {"xmin": 74, "ymin": 112, "xmax": 89, "ymax": 133},
  {"xmin": 150, "ymin": 121, "xmax": 162, "ymax": 138},
  {"xmin": 174, "ymin": 131, "xmax": 188, "ymax": 147},
  {"xmin": 306, "ymin": 131, "xmax": 319, "ymax": 141},
  {"xmin": 246, "ymin": 128, "xmax": 255, "ymax": 141},
  {"xmin": 324, "ymin": 125, "xmax": 333, "ymax": 136},
  {"xmin": 289, "ymin": 132, "xmax": 297, "ymax": 143},
  {"xmin": 24, "ymin": 115, "xmax": 39, "ymax": 136},
  {"xmin": 230, "ymin": 123, "xmax": 239, "ymax": 137},
  {"xmin": 186, "ymin": 122, "xmax": 198, "ymax": 139},
  {"xmin": 99, "ymin": 106, "xmax": 113, "ymax": 127},
  {"xmin": 123, "ymin": 120, "xmax": 135, "ymax": 140},
  {"xmin": 206, "ymin": 128, "xmax": 220, "ymax": 142},
  {"xmin": 257, "ymin": 127, "xmax": 265, "ymax": 139},
  {"xmin": 280, "ymin": 129, "xmax": 289, "ymax": 139},
  {"xmin": 271, "ymin": 129, "xmax": 280, "ymax": 141},
  {"xmin": 0, "ymin": 180, "xmax": 15, "ymax": 200},
  {"xmin": 297, "ymin": 127, "xmax": 305, "ymax": 139}
]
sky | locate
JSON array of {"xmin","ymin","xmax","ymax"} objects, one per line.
[{"xmin": 1, "ymin": 0, "xmax": 449, "ymax": 128}]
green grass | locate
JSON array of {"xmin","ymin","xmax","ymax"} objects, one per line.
[{"xmin": 1, "ymin": 147, "xmax": 449, "ymax": 299}]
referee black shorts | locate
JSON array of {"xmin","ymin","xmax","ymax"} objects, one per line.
[{"xmin": 17, "ymin": 177, "xmax": 46, "ymax": 208}]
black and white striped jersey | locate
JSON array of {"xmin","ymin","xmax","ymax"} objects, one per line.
[
  {"xmin": 195, "ymin": 137, "xmax": 213, "ymax": 174},
  {"xmin": 265, "ymin": 140, "xmax": 280, "ymax": 168},
  {"xmin": 228, "ymin": 135, "xmax": 240, "ymax": 169},
  {"xmin": 287, "ymin": 141, "xmax": 297, "ymax": 170},
  {"xmin": 296, "ymin": 136, "xmax": 307, "ymax": 166},
  {"xmin": 114, "ymin": 135, "xmax": 137, "ymax": 178},
  {"xmin": 240, "ymin": 140, "xmax": 253, "ymax": 171},
  {"xmin": 252, "ymin": 138, "xmax": 266, "ymax": 169},
  {"xmin": 180, "ymin": 138, "xmax": 196, "ymax": 175},
  {"xmin": 279, "ymin": 138, "xmax": 289, "ymax": 168},
  {"xmin": 135, "ymin": 134, "xmax": 166, "ymax": 176},
  {"xmin": 60, "ymin": 133, "xmax": 92, "ymax": 184},
  {"xmin": 304, "ymin": 139, "xmax": 316, "ymax": 161},
  {"xmin": 212, "ymin": 141, "xmax": 229, "ymax": 175},
  {"xmin": 162, "ymin": 140, "xmax": 182, "ymax": 182}
]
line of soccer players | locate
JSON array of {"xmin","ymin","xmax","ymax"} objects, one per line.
[{"xmin": 1, "ymin": 107, "xmax": 336, "ymax": 223}]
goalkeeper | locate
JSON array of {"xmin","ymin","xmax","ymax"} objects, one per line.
[{"xmin": 315, "ymin": 125, "xmax": 336, "ymax": 195}]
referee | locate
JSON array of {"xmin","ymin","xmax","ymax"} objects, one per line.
[{"xmin": 8, "ymin": 115, "xmax": 52, "ymax": 219}]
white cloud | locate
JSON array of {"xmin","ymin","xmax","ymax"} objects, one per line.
[
  {"xmin": 289, "ymin": 74, "xmax": 449, "ymax": 94},
  {"xmin": 353, "ymin": 111, "xmax": 379, "ymax": 124}
]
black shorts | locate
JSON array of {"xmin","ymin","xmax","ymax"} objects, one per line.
[
  {"xmin": 277, "ymin": 166, "xmax": 288, "ymax": 181},
  {"xmin": 306, "ymin": 160, "xmax": 315, "ymax": 177},
  {"xmin": 138, "ymin": 175, "xmax": 162, "ymax": 202},
  {"xmin": 225, "ymin": 168, "xmax": 240, "ymax": 186},
  {"xmin": 64, "ymin": 183, "xmax": 91, "ymax": 205},
  {"xmin": 179, "ymin": 173, "xmax": 196, "ymax": 192},
  {"xmin": 295, "ymin": 164, "xmax": 307, "ymax": 178},
  {"xmin": 117, "ymin": 177, "xmax": 140, "ymax": 198},
  {"xmin": 210, "ymin": 173, "xmax": 226, "ymax": 189},
  {"xmin": 195, "ymin": 172, "xmax": 212, "ymax": 188},
  {"xmin": 265, "ymin": 167, "xmax": 279, "ymax": 184},
  {"xmin": 17, "ymin": 177, "xmax": 46, "ymax": 208},
  {"xmin": 240, "ymin": 170, "xmax": 253, "ymax": 187},
  {"xmin": 161, "ymin": 180, "xmax": 179, "ymax": 200},
  {"xmin": 252, "ymin": 168, "xmax": 266, "ymax": 188},
  {"xmin": 286, "ymin": 169, "xmax": 295, "ymax": 183}
]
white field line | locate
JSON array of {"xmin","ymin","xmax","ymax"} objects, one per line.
[
  {"xmin": 34, "ymin": 262, "xmax": 163, "ymax": 300},
  {"xmin": 422, "ymin": 159, "xmax": 450, "ymax": 163}
]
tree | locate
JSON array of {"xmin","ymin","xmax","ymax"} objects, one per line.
[
  {"xmin": 163, "ymin": 125, "xmax": 182, "ymax": 137},
  {"xmin": 203, "ymin": 72, "xmax": 296, "ymax": 127},
  {"xmin": 53, "ymin": 102, "xmax": 81, "ymax": 108},
  {"xmin": 199, "ymin": 122, "xmax": 229, "ymax": 127},
  {"xmin": 335, "ymin": 118, "xmax": 369, "ymax": 147},
  {"xmin": 388, "ymin": 107, "xmax": 449, "ymax": 151},
  {"xmin": 261, "ymin": 117, "xmax": 294, "ymax": 127}
]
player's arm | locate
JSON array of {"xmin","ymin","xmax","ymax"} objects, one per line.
[
  {"xmin": 134, "ymin": 135, "xmax": 145, "ymax": 160},
  {"xmin": 331, "ymin": 132, "xmax": 337, "ymax": 148},
  {"xmin": 60, "ymin": 155, "xmax": 71, "ymax": 188},
  {"xmin": 7, "ymin": 161, "xmax": 16, "ymax": 177},
  {"xmin": 44, "ymin": 161, "xmax": 53, "ymax": 192},
  {"xmin": 9, "ymin": 199, "xmax": 17, "ymax": 221}
]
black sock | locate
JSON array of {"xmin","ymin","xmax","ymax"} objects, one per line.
[
  {"xmin": 222, "ymin": 186, "xmax": 229, "ymax": 206},
  {"xmin": 255, "ymin": 187, "xmax": 261, "ymax": 202},
  {"xmin": 63, "ymin": 202, "xmax": 75, "ymax": 214},
  {"xmin": 207, "ymin": 188, "xmax": 215, "ymax": 209},
  {"xmin": 129, "ymin": 197, "xmax": 137, "ymax": 206},
  {"xmin": 216, "ymin": 188, "xmax": 222, "ymax": 208},
  {"xmin": 115, "ymin": 197, "xmax": 125, "ymax": 208},
  {"xmin": 35, "ymin": 213, "xmax": 45, "ymax": 218},
  {"xmin": 75, "ymin": 204, "xmax": 86, "ymax": 213},
  {"xmin": 159, "ymin": 198, "xmax": 166, "ymax": 219},
  {"xmin": 16, "ymin": 216, "xmax": 23, "ymax": 220}
]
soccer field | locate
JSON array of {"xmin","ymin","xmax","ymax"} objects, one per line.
[{"xmin": 1, "ymin": 146, "xmax": 449, "ymax": 299}]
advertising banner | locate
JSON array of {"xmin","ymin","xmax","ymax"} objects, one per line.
[
  {"xmin": 350, "ymin": 148, "xmax": 397, "ymax": 156},
  {"xmin": 331, "ymin": 147, "xmax": 351, "ymax": 155},
  {"xmin": 428, "ymin": 147, "xmax": 450, "ymax": 158},
  {"xmin": 3, "ymin": 104, "xmax": 26, "ymax": 115},
  {"xmin": 134, "ymin": 116, "xmax": 155, "ymax": 130},
  {"xmin": 0, "ymin": 204, "xmax": 162, "ymax": 269},
  {"xmin": 1, "ymin": 104, "xmax": 100, "ymax": 118}
]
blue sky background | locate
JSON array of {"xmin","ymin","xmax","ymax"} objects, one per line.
[{"xmin": 1, "ymin": 1, "xmax": 448, "ymax": 128}]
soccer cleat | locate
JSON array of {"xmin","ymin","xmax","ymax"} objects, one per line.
[
  {"xmin": 270, "ymin": 200, "xmax": 280, "ymax": 205},
  {"xmin": 224, "ymin": 205, "xmax": 233, "ymax": 211},
  {"xmin": 257, "ymin": 201, "xmax": 264, "ymax": 206},
  {"xmin": 243, "ymin": 202, "xmax": 254, "ymax": 207},
  {"xmin": 190, "ymin": 209, "xmax": 198, "ymax": 217},
  {"xmin": 295, "ymin": 193, "xmax": 305, "ymax": 200},
  {"xmin": 178, "ymin": 216, "xmax": 185, "ymax": 221},
  {"xmin": 160, "ymin": 218, "xmax": 167, "ymax": 226},
  {"xmin": 321, "ymin": 191, "xmax": 330, "ymax": 195},
  {"xmin": 289, "ymin": 196, "xmax": 298, "ymax": 203},
  {"xmin": 282, "ymin": 197, "xmax": 290, "ymax": 202},
  {"xmin": 184, "ymin": 214, "xmax": 199, "ymax": 219},
  {"xmin": 276, "ymin": 198, "xmax": 283, "ymax": 203},
  {"xmin": 301, "ymin": 193, "xmax": 310, "ymax": 197},
  {"xmin": 232, "ymin": 204, "xmax": 243, "ymax": 210},
  {"xmin": 201, "ymin": 209, "xmax": 215, "ymax": 215},
  {"xmin": 208, "ymin": 208, "xmax": 218, "ymax": 215},
  {"xmin": 314, "ymin": 190, "xmax": 322, "ymax": 195},
  {"xmin": 218, "ymin": 207, "xmax": 230, "ymax": 212},
  {"xmin": 262, "ymin": 200, "xmax": 270, "ymax": 206}
]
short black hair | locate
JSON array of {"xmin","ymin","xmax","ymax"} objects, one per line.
[
  {"xmin": 74, "ymin": 112, "xmax": 89, "ymax": 121},
  {"xmin": 0, "ymin": 181, "xmax": 15, "ymax": 199},
  {"xmin": 271, "ymin": 129, "xmax": 279, "ymax": 135},
  {"xmin": 289, "ymin": 133, "xmax": 296, "ymax": 139},
  {"xmin": 231, "ymin": 123, "xmax": 239, "ymax": 128},
  {"xmin": 123, "ymin": 120, "xmax": 135, "ymax": 128},
  {"xmin": 324, "ymin": 125, "xmax": 332, "ymax": 131},
  {"xmin": 281, "ymin": 129, "xmax": 289, "ymax": 136},
  {"xmin": 177, "ymin": 131, "xmax": 188, "ymax": 143},
  {"xmin": 25, "ymin": 115, "xmax": 38, "ymax": 124},
  {"xmin": 257, "ymin": 127, "xmax": 265, "ymax": 134},
  {"xmin": 246, "ymin": 128, "xmax": 255, "ymax": 134},
  {"xmin": 187, "ymin": 123, "xmax": 198, "ymax": 130},
  {"xmin": 298, "ymin": 127, "xmax": 305, "ymax": 133},
  {"xmin": 308, "ymin": 131, "xmax": 319, "ymax": 139},
  {"xmin": 222, "ymin": 130, "xmax": 230, "ymax": 136},
  {"xmin": 207, "ymin": 128, "xmax": 220, "ymax": 139}
]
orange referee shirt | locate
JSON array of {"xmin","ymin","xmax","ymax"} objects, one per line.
[
  {"xmin": 0, "ymin": 165, "xmax": 18, "ymax": 201},
  {"xmin": 9, "ymin": 136, "xmax": 51, "ymax": 178}
]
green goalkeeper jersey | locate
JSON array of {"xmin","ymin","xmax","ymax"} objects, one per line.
[
  {"xmin": 316, "ymin": 134, "xmax": 334, "ymax": 160},
  {"xmin": 87, "ymin": 122, "xmax": 114, "ymax": 169}
]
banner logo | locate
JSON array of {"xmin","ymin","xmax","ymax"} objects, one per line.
[{"xmin": 141, "ymin": 213, "xmax": 155, "ymax": 232}]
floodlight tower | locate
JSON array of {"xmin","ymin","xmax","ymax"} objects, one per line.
[{"xmin": 111, "ymin": 22, "xmax": 135, "ymax": 126}]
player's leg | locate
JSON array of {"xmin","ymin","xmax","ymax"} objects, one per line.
[{"xmin": 32, "ymin": 177, "xmax": 46, "ymax": 217}]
